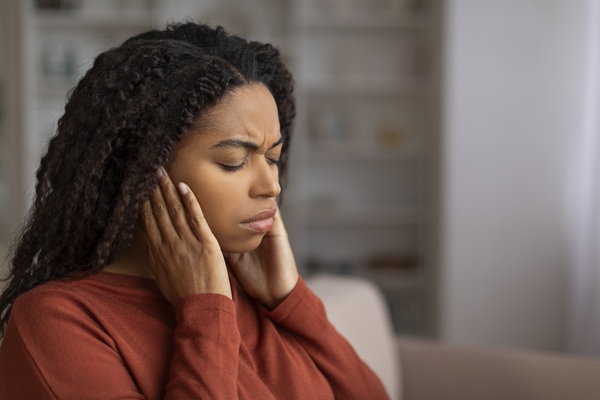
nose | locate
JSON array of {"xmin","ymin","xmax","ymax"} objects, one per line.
[{"xmin": 250, "ymin": 157, "xmax": 281, "ymax": 199}]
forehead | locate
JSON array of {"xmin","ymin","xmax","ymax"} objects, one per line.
[{"xmin": 188, "ymin": 84, "xmax": 281, "ymax": 147}]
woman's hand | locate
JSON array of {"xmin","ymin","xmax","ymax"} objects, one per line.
[
  {"xmin": 225, "ymin": 207, "xmax": 299, "ymax": 309},
  {"xmin": 142, "ymin": 167, "xmax": 232, "ymax": 306}
]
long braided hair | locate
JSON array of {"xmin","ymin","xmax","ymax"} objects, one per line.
[{"xmin": 0, "ymin": 23, "xmax": 295, "ymax": 333}]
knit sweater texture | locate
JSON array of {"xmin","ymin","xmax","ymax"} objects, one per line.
[{"xmin": 0, "ymin": 270, "xmax": 389, "ymax": 399}]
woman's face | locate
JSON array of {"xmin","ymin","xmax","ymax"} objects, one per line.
[{"xmin": 168, "ymin": 84, "xmax": 282, "ymax": 253}]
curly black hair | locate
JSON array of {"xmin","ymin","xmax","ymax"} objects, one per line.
[{"xmin": 0, "ymin": 22, "xmax": 295, "ymax": 333}]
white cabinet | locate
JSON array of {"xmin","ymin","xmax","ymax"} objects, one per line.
[
  {"xmin": 22, "ymin": 1, "xmax": 159, "ymax": 198},
  {"xmin": 287, "ymin": 0, "xmax": 439, "ymax": 335}
]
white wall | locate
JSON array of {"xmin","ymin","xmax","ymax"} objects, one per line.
[{"xmin": 440, "ymin": 0, "xmax": 588, "ymax": 351}]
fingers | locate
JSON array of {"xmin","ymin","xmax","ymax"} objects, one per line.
[
  {"xmin": 141, "ymin": 166, "xmax": 215, "ymax": 245},
  {"xmin": 148, "ymin": 167, "xmax": 185, "ymax": 239},
  {"xmin": 176, "ymin": 181, "xmax": 215, "ymax": 243},
  {"xmin": 138, "ymin": 167, "xmax": 231, "ymax": 304},
  {"xmin": 266, "ymin": 206, "xmax": 288, "ymax": 238},
  {"xmin": 141, "ymin": 167, "xmax": 188, "ymax": 243}
]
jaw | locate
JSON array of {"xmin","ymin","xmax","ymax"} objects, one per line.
[{"xmin": 216, "ymin": 230, "xmax": 267, "ymax": 254}]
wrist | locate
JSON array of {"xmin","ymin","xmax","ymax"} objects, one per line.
[{"xmin": 264, "ymin": 273, "xmax": 299, "ymax": 310}]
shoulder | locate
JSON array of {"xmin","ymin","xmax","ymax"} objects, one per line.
[
  {"xmin": 6, "ymin": 277, "xmax": 121, "ymax": 369},
  {"xmin": 1, "ymin": 278, "xmax": 139, "ymax": 398},
  {"xmin": 10, "ymin": 277, "xmax": 108, "ymax": 338},
  {"xmin": 14, "ymin": 277, "xmax": 92, "ymax": 311}
]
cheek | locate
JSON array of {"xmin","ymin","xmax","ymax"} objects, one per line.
[
  {"xmin": 167, "ymin": 161, "xmax": 260, "ymax": 251},
  {"xmin": 169, "ymin": 159, "xmax": 220, "ymax": 201},
  {"xmin": 176, "ymin": 170, "xmax": 246, "ymax": 230},
  {"xmin": 184, "ymin": 170, "xmax": 242, "ymax": 205}
]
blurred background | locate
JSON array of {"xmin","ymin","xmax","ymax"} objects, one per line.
[{"xmin": 1, "ymin": 0, "xmax": 600, "ymax": 358}]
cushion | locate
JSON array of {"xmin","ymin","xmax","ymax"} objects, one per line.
[{"xmin": 307, "ymin": 273, "xmax": 401, "ymax": 399}]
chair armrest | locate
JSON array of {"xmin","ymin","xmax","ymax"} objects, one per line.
[{"xmin": 396, "ymin": 336, "xmax": 600, "ymax": 400}]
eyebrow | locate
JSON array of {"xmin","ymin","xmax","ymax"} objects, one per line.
[{"xmin": 211, "ymin": 136, "xmax": 284, "ymax": 151}]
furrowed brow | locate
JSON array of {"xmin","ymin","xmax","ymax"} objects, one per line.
[
  {"xmin": 269, "ymin": 136, "xmax": 284, "ymax": 149},
  {"xmin": 211, "ymin": 136, "xmax": 284, "ymax": 151},
  {"xmin": 211, "ymin": 139, "xmax": 260, "ymax": 151}
]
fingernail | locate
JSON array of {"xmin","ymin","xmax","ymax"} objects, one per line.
[
  {"xmin": 178, "ymin": 182, "xmax": 188, "ymax": 195},
  {"xmin": 157, "ymin": 167, "xmax": 163, "ymax": 178}
]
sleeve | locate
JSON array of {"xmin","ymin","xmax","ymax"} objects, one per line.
[
  {"xmin": 264, "ymin": 278, "xmax": 390, "ymax": 400},
  {"xmin": 0, "ymin": 290, "xmax": 242, "ymax": 400},
  {"xmin": 166, "ymin": 294, "xmax": 241, "ymax": 399}
]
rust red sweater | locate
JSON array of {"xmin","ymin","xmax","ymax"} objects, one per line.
[{"xmin": 0, "ymin": 271, "xmax": 389, "ymax": 399}]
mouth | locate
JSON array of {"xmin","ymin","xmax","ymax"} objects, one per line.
[{"xmin": 240, "ymin": 208, "xmax": 277, "ymax": 233}]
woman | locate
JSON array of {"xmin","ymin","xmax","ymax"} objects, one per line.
[{"xmin": 0, "ymin": 23, "xmax": 389, "ymax": 399}]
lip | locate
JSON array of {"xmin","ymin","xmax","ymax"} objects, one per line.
[{"xmin": 240, "ymin": 208, "xmax": 277, "ymax": 233}]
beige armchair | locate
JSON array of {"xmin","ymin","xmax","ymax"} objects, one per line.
[{"xmin": 307, "ymin": 273, "xmax": 600, "ymax": 400}]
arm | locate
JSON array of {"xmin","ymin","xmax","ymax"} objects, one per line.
[
  {"xmin": 147, "ymin": 169, "xmax": 386, "ymax": 398},
  {"xmin": 0, "ymin": 168, "xmax": 242, "ymax": 399},
  {"xmin": 142, "ymin": 167, "xmax": 244, "ymax": 398},
  {"xmin": 226, "ymin": 210, "xmax": 389, "ymax": 399},
  {"xmin": 0, "ymin": 289, "xmax": 242, "ymax": 400},
  {"xmin": 167, "ymin": 294, "xmax": 241, "ymax": 398},
  {"xmin": 265, "ymin": 278, "xmax": 390, "ymax": 400}
]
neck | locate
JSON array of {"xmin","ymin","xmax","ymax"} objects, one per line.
[{"xmin": 103, "ymin": 232, "xmax": 154, "ymax": 279}]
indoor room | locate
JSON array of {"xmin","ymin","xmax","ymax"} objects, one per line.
[{"xmin": 1, "ymin": 1, "xmax": 600, "ymax": 399}]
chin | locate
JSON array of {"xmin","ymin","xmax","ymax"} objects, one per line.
[{"xmin": 218, "ymin": 233, "xmax": 266, "ymax": 254}]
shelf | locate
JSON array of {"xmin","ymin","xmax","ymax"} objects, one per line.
[
  {"xmin": 33, "ymin": 11, "xmax": 156, "ymax": 29},
  {"xmin": 307, "ymin": 146, "xmax": 422, "ymax": 162},
  {"xmin": 303, "ymin": 13, "xmax": 429, "ymax": 30},
  {"xmin": 305, "ymin": 202, "xmax": 421, "ymax": 227},
  {"xmin": 308, "ymin": 265, "xmax": 422, "ymax": 291},
  {"xmin": 304, "ymin": 79, "xmax": 427, "ymax": 97}
]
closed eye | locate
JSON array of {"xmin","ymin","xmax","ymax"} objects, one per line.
[
  {"xmin": 267, "ymin": 157, "xmax": 281, "ymax": 167},
  {"xmin": 220, "ymin": 160, "xmax": 247, "ymax": 172}
]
